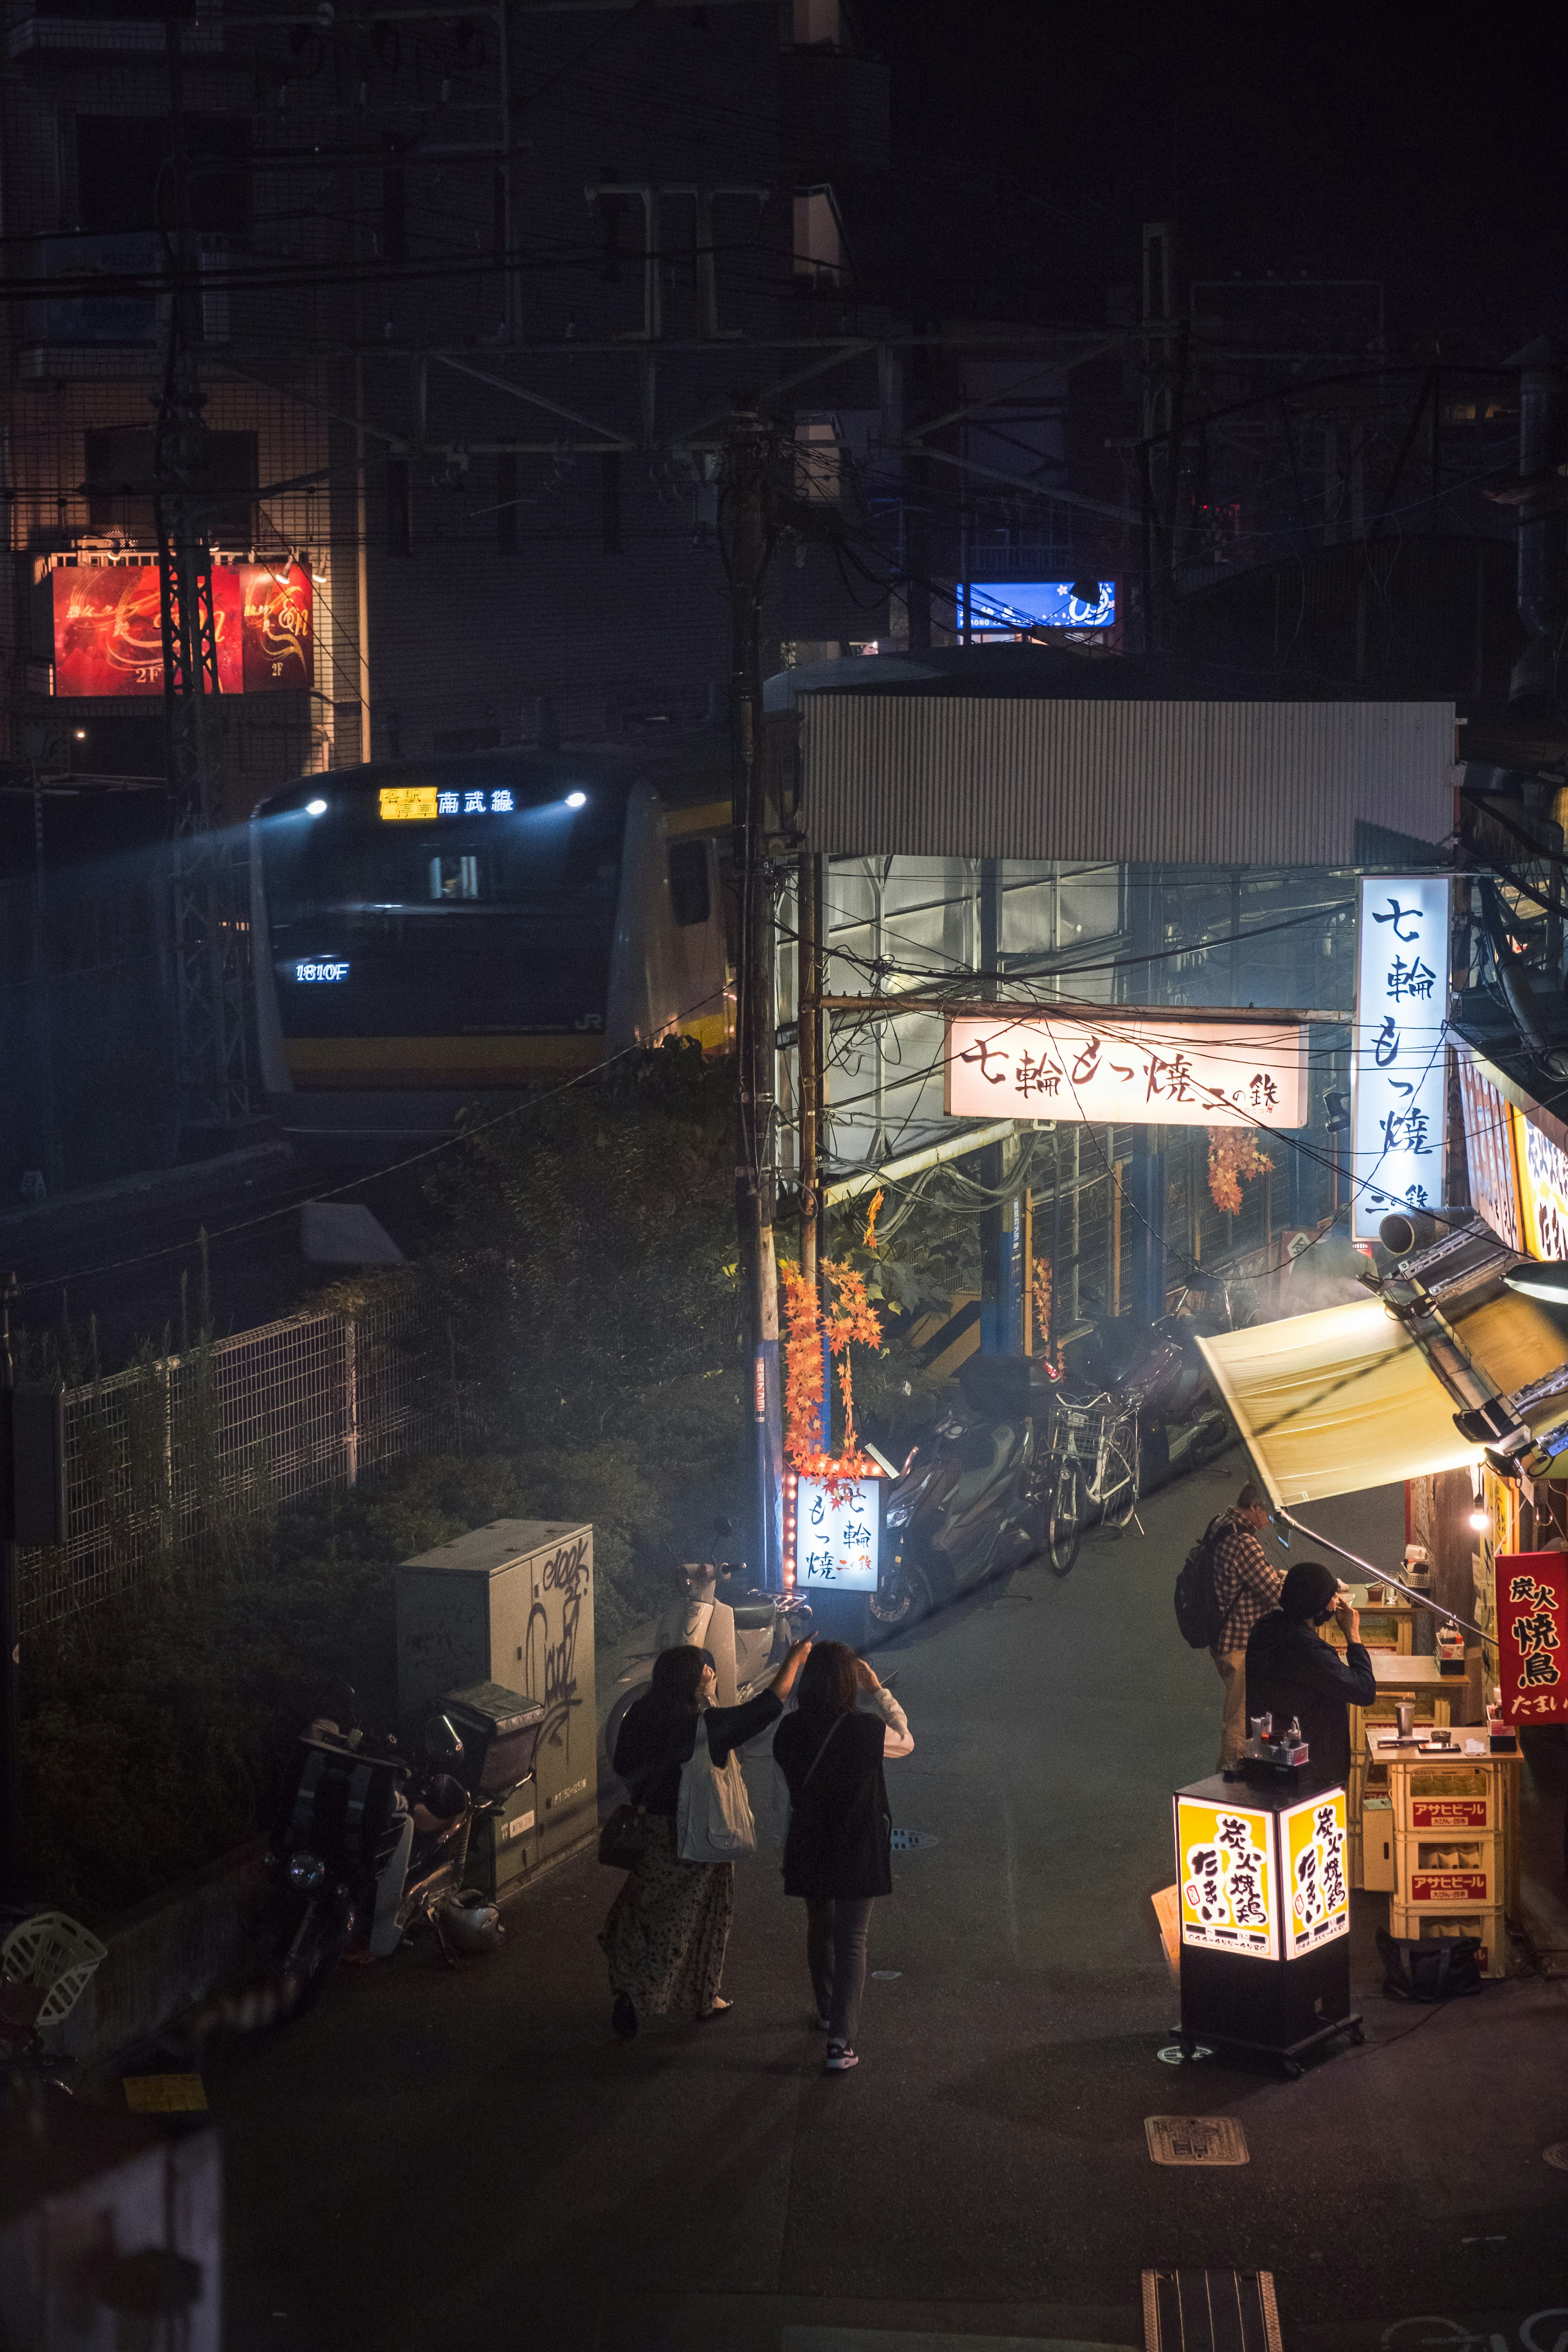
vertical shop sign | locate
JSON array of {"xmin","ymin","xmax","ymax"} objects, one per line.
[
  {"xmin": 1352, "ymin": 875, "xmax": 1452, "ymax": 1241},
  {"xmin": 1281, "ymin": 1790, "xmax": 1350, "ymax": 1956},
  {"xmin": 1495, "ymin": 1550, "xmax": 1568, "ymax": 1725},
  {"xmin": 1174, "ymin": 1795, "xmax": 1278, "ymax": 1959},
  {"xmin": 1512, "ymin": 1109, "xmax": 1568, "ymax": 1263},
  {"xmin": 1455, "ymin": 1053, "xmax": 1523, "ymax": 1253},
  {"xmin": 784, "ymin": 1473, "xmax": 881, "ymax": 1591}
]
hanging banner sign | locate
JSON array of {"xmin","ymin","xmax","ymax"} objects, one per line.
[
  {"xmin": 1174, "ymin": 1794, "xmax": 1278, "ymax": 1960},
  {"xmin": 1350, "ymin": 875, "xmax": 1451, "ymax": 1242},
  {"xmin": 1512, "ymin": 1107, "xmax": 1568, "ymax": 1264},
  {"xmin": 1455, "ymin": 1052, "xmax": 1523, "ymax": 1253},
  {"xmin": 1495, "ymin": 1550, "xmax": 1568, "ymax": 1725},
  {"xmin": 944, "ymin": 1013, "xmax": 1307, "ymax": 1128},
  {"xmin": 51, "ymin": 562, "xmax": 313, "ymax": 697},
  {"xmin": 1282, "ymin": 1789, "xmax": 1350, "ymax": 1957}
]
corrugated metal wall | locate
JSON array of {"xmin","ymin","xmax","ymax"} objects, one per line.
[{"xmin": 800, "ymin": 695, "xmax": 1458, "ymax": 867}]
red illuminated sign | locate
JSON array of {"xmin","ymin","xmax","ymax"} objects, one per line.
[
  {"xmin": 51, "ymin": 562, "xmax": 312, "ymax": 697},
  {"xmin": 1496, "ymin": 1550, "xmax": 1568, "ymax": 1725}
]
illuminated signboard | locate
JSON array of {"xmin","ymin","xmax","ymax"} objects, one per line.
[
  {"xmin": 51, "ymin": 562, "xmax": 313, "ymax": 697},
  {"xmin": 294, "ymin": 961, "xmax": 349, "ymax": 983},
  {"xmin": 379, "ymin": 786, "xmax": 517, "ymax": 820},
  {"xmin": 1512, "ymin": 1107, "xmax": 1568, "ymax": 1263},
  {"xmin": 784, "ymin": 1472, "xmax": 881, "ymax": 1592},
  {"xmin": 962, "ymin": 580, "xmax": 1116, "ymax": 632},
  {"xmin": 1456, "ymin": 1052, "xmax": 1523, "ymax": 1252},
  {"xmin": 1174, "ymin": 1794, "xmax": 1277, "ymax": 1960},
  {"xmin": 1282, "ymin": 1789, "xmax": 1350, "ymax": 1958},
  {"xmin": 1350, "ymin": 874, "xmax": 1451, "ymax": 1242},
  {"xmin": 1496, "ymin": 1550, "xmax": 1568, "ymax": 1726},
  {"xmin": 945, "ymin": 1013, "xmax": 1307, "ymax": 1129}
]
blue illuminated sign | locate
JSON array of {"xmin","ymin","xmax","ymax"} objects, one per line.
[
  {"xmin": 963, "ymin": 580, "xmax": 1116, "ymax": 633},
  {"xmin": 437, "ymin": 788, "xmax": 513, "ymax": 815},
  {"xmin": 295, "ymin": 960, "xmax": 349, "ymax": 983}
]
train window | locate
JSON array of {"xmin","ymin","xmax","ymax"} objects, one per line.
[
  {"xmin": 668, "ymin": 838, "xmax": 710, "ymax": 928},
  {"xmin": 429, "ymin": 854, "xmax": 481, "ymax": 902}
]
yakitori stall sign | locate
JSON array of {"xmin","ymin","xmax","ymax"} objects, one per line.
[
  {"xmin": 1174, "ymin": 1794, "xmax": 1278, "ymax": 1960},
  {"xmin": 1496, "ymin": 1551, "xmax": 1568, "ymax": 1726},
  {"xmin": 1351, "ymin": 874, "xmax": 1451, "ymax": 1241},
  {"xmin": 51, "ymin": 561, "xmax": 313, "ymax": 696},
  {"xmin": 1283, "ymin": 1790, "xmax": 1350, "ymax": 1958},
  {"xmin": 1513, "ymin": 1111, "xmax": 1568, "ymax": 1264},
  {"xmin": 945, "ymin": 1013, "xmax": 1307, "ymax": 1128},
  {"xmin": 1457, "ymin": 1052, "xmax": 1524, "ymax": 1253}
]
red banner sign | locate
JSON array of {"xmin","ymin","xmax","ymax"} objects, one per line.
[
  {"xmin": 1410, "ymin": 1871, "xmax": 1489, "ymax": 1902},
  {"xmin": 1411, "ymin": 1799, "xmax": 1488, "ymax": 1829},
  {"xmin": 52, "ymin": 563, "xmax": 312, "ymax": 697},
  {"xmin": 1496, "ymin": 1550, "xmax": 1568, "ymax": 1725}
]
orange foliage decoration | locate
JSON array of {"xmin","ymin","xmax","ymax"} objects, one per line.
[
  {"xmin": 1029, "ymin": 1256, "xmax": 1063, "ymax": 1372},
  {"xmin": 1207, "ymin": 1127, "xmax": 1274, "ymax": 1217},
  {"xmin": 778, "ymin": 1257, "xmax": 883, "ymax": 1498},
  {"xmin": 863, "ymin": 1188, "xmax": 885, "ymax": 1251}
]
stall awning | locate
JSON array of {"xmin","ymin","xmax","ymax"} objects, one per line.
[{"xmin": 1196, "ymin": 1298, "xmax": 1482, "ymax": 1508}]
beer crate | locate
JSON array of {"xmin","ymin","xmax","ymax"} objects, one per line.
[
  {"xmin": 1386, "ymin": 1900, "xmax": 1508, "ymax": 1978},
  {"xmin": 1394, "ymin": 1761, "xmax": 1502, "ymax": 1835},
  {"xmin": 1392, "ymin": 1827, "xmax": 1503, "ymax": 1911}
]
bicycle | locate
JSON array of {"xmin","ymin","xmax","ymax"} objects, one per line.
[{"xmin": 1042, "ymin": 1391, "xmax": 1140, "ymax": 1577}]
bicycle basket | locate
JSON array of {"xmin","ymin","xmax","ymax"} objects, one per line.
[{"xmin": 1, "ymin": 1911, "xmax": 109, "ymax": 2030}]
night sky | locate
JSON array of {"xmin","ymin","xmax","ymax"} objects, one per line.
[{"xmin": 857, "ymin": 0, "xmax": 1568, "ymax": 361}]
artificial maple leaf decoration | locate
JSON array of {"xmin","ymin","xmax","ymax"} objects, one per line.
[{"xmin": 1207, "ymin": 1128, "xmax": 1274, "ymax": 1217}]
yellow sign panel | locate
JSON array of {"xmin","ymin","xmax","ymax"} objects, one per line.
[
  {"xmin": 1174, "ymin": 1795, "xmax": 1277, "ymax": 1961},
  {"xmin": 1282, "ymin": 1788, "xmax": 1350, "ymax": 1957},
  {"xmin": 379, "ymin": 785, "xmax": 439, "ymax": 822},
  {"xmin": 1513, "ymin": 1106, "xmax": 1568, "ymax": 1262}
]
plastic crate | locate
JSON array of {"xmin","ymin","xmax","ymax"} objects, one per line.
[
  {"xmin": 1393, "ymin": 1829, "xmax": 1502, "ymax": 1909},
  {"xmin": 1, "ymin": 1911, "xmax": 107, "ymax": 2030},
  {"xmin": 1393, "ymin": 1762, "xmax": 1503, "ymax": 1834},
  {"xmin": 1387, "ymin": 1900, "xmax": 1508, "ymax": 1978}
]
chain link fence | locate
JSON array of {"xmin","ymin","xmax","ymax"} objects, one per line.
[{"xmin": 19, "ymin": 1291, "xmax": 454, "ymax": 1631}]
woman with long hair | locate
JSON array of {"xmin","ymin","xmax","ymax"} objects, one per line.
[
  {"xmin": 601, "ymin": 1636, "xmax": 811, "ymax": 2040},
  {"xmin": 772, "ymin": 1640, "xmax": 913, "ymax": 2074}
]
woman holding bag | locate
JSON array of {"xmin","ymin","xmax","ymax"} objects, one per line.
[
  {"xmin": 773, "ymin": 1642, "xmax": 913, "ymax": 2074},
  {"xmin": 600, "ymin": 1637, "xmax": 811, "ymax": 2040}
]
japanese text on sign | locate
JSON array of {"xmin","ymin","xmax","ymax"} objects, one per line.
[
  {"xmin": 790, "ymin": 1475, "xmax": 880, "ymax": 1592},
  {"xmin": 1456, "ymin": 1052, "xmax": 1523, "ymax": 1253},
  {"xmin": 945, "ymin": 1016, "xmax": 1307, "ymax": 1130},
  {"xmin": 1496, "ymin": 1552, "xmax": 1568, "ymax": 1725},
  {"xmin": 1351, "ymin": 875, "xmax": 1451, "ymax": 1241},
  {"xmin": 1283, "ymin": 1790, "xmax": 1350, "ymax": 1957},
  {"xmin": 1514, "ymin": 1109, "xmax": 1568, "ymax": 1264},
  {"xmin": 1174, "ymin": 1797, "xmax": 1278, "ymax": 1960}
]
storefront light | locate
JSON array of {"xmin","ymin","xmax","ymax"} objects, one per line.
[{"xmin": 1468, "ymin": 1466, "xmax": 1489, "ymax": 1534}]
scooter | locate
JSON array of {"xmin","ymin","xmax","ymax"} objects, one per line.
[
  {"xmin": 1076, "ymin": 1311, "xmax": 1231, "ymax": 1490},
  {"xmin": 265, "ymin": 1706, "xmax": 474, "ymax": 2014},
  {"xmin": 603, "ymin": 1520, "xmax": 814, "ymax": 1763}
]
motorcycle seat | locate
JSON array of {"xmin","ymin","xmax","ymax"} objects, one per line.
[{"xmin": 731, "ymin": 1601, "xmax": 776, "ymax": 1631}]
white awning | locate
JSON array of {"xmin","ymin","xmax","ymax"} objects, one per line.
[{"xmin": 1196, "ymin": 1297, "xmax": 1482, "ymax": 1507}]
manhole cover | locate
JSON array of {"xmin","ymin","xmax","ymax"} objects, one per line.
[
  {"xmin": 1145, "ymin": 2115, "xmax": 1248, "ymax": 2166},
  {"xmin": 1544, "ymin": 2143, "xmax": 1568, "ymax": 2172},
  {"xmin": 1156, "ymin": 2043, "xmax": 1212, "ymax": 2065},
  {"xmin": 889, "ymin": 1829, "xmax": 938, "ymax": 1851}
]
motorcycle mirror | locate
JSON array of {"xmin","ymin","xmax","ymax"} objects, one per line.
[{"xmin": 423, "ymin": 1713, "xmax": 465, "ymax": 1766}]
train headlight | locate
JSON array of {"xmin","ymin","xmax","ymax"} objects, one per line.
[
  {"xmin": 565, "ymin": 791, "xmax": 587, "ymax": 809},
  {"xmin": 305, "ymin": 798, "xmax": 328, "ymax": 817}
]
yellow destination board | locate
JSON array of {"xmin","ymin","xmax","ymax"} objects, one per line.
[{"xmin": 379, "ymin": 785, "xmax": 439, "ymax": 822}]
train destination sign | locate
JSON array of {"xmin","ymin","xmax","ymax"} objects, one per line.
[{"xmin": 944, "ymin": 1012, "xmax": 1308, "ymax": 1129}]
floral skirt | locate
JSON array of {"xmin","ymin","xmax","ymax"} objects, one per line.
[{"xmin": 598, "ymin": 1813, "xmax": 734, "ymax": 2019}]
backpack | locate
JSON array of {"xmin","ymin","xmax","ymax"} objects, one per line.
[{"xmin": 1173, "ymin": 1517, "xmax": 1225, "ymax": 1650}]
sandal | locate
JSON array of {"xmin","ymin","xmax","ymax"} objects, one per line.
[{"xmin": 699, "ymin": 1996, "xmax": 734, "ymax": 2020}]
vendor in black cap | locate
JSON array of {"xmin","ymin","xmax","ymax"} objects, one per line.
[{"xmin": 1244, "ymin": 1561, "xmax": 1377, "ymax": 1793}]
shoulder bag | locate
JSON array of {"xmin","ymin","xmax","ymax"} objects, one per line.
[{"xmin": 676, "ymin": 1715, "xmax": 758, "ymax": 1863}]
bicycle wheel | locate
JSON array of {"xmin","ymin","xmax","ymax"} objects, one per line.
[
  {"xmin": 1099, "ymin": 1441, "xmax": 1139, "ymax": 1531},
  {"xmin": 1047, "ymin": 1460, "xmax": 1084, "ymax": 1577}
]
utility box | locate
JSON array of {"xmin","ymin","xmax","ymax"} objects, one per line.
[{"xmin": 396, "ymin": 1520, "xmax": 595, "ymax": 1863}]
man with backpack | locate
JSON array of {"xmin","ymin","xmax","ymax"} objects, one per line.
[{"xmin": 1207, "ymin": 1481, "xmax": 1286, "ymax": 1769}]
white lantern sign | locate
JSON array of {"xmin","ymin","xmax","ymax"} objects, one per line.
[{"xmin": 1351, "ymin": 875, "xmax": 1451, "ymax": 1242}]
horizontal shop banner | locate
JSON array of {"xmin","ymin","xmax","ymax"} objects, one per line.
[{"xmin": 945, "ymin": 1011, "xmax": 1307, "ymax": 1128}]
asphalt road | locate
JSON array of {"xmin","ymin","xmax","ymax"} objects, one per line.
[{"xmin": 211, "ymin": 1452, "xmax": 1568, "ymax": 2352}]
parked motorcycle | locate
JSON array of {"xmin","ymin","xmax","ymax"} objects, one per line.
[
  {"xmin": 871, "ymin": 1354, "xmax": 1055, "ymax": 1630},
  {"xmin": 604, "ymin": 1521, "xmax": 814, "ymax": 1764},
  {"xmin": 265, "ymin": 1706, "xmax": 475, "ymax": 2013},
  {"xmin": 1075, "ymin": 1311, "xmax": 1232, "ymax": 1491}
]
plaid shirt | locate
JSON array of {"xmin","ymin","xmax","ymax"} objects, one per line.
[{"xmin": 1211, "ymin": 1509, "xmax": 1287, "ymax": 1655}]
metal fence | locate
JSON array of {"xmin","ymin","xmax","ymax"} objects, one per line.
[{"xmin": 19, "ymin": 1291, "xmax": 454, "ymax": 1631}]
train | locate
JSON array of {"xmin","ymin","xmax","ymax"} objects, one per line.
[{"xmin": 249, "ymin": 741, "xmax": 733, "ymax": 1160}]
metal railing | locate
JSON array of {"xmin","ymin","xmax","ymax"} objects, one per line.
[{"xmin": 19, "ymin": 1291, "xmax": 453, "ymax": 1630}]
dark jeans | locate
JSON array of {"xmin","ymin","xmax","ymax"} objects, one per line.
[{"xmin": 804, "ymin": 1896, "xmax": 875, "ymax": 2044}]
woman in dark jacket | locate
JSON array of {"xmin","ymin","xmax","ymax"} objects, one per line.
[
  {"xmin": 601, "ymin": 1636, "xmax": 811, "ymax": 2040},
  {"xmin": 773, "ymin": 1641, "xmax": 913, "ymax": 2074}
]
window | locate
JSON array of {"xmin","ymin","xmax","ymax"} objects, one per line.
[
  {"xmin": 668, "ymin": 839, "xmax": 711, "ymax": 929},
  {"xmin": 793, "ymin": 187, "xmax": 845, "ymax": 288},
  {"xmin": 386, "ymin": 457, "xmax": 412, "ymax": 555},
  {"xmin": 429, "ymin": 855, "xmax": 481, "ymax": 902},
  {"xmin": 84, "ymin": 426, "xmax": 256, "ymax": 542},
  {"xmin": 76, "ymin": 114, "xmax": 249, "ymax": 237}
]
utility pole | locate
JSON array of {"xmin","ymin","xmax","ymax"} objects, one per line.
[
  {"xmin": 796, "ymin": 846, "xmax": 830, "ymax": 1453},
  {"xmin": 0, "ymin": 1274, "xmax": 17, "ymax": 1902},
  {"xmin": 724, "ymin": 397, "xmax": 781, "ymax": 1586},
  {"xmin": 157, "ymin": 15, "xmax": 251, "ymax": 1145}
]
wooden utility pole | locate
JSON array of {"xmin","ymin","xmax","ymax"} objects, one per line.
[{"xmin": 724, "ymin": 398, "xmax": 782, "ymax": 1585}]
